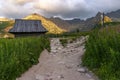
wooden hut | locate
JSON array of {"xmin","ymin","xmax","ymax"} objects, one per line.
[{"xmin": 9, "ymin": 19, "xmax": 47, "ymax": 37}]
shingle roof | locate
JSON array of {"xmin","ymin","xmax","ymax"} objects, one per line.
[{"xmin": 9, "ymin": 19, "xmax": 47, "ymax": 33}]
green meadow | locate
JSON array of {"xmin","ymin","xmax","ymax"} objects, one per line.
[
  {"xmin": 0, "ymin": 37, "xmax": 50, "ymax": 80},
  {"xmin": 83, "ymin": 23, "xmax": 120, "ymax": 80}
]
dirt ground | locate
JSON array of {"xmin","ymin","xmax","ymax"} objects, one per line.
[{"xmin": 16, "ymin": 37, "xmax": 98, "ymax": 80}]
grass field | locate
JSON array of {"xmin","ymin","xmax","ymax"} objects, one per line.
[
  {"xmin": 82, "ymin": 23, "xmax": 120, "ymax": 80},
  {"xmin": 0, "ymin": 37, "xmax": 50, "ymax": 80}
]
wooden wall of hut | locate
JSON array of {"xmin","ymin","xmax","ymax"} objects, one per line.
[{"xmin": 14, "ymin": 32, "xmax": 46, "ymax": 37}]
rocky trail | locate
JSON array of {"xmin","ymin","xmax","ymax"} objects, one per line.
[{"xmin": 16, "ymin": 37, "xmax": 98, "ymax": 80}]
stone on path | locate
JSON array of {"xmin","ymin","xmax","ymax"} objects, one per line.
[{"xmin": 77, "ymin": 68, "xmax": 87, "ymax": 73}]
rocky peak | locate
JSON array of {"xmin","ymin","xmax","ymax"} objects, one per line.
[{"xmin": 96, "ymin": 12, "xmax": 103, "ymax": 17}]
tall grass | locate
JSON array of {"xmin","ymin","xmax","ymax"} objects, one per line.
[
  {"xmin": 0, "ymin": 37, "xmax": 50, "ymax": 80},
  {"xmin": 82, "ymin": 26, "xmax": 120, "ymax": 80}
]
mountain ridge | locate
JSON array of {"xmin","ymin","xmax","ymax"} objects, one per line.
[
  {"xmin": 106, "ymin": 9, "xmax": 120, "ymax": 21},
  {"xmin": 1, "ymin": 9, "xmax": 120, "ymax": 33},
  {"xmin": 49, "ymin": 12, "xmax": 112, "ymax": 32}
]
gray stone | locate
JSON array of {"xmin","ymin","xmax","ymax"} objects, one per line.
[
  {"xmin": 89, "ymin": 79, "xmax": 94, "ymax": 80},
  {"xmin": 65, "ymin": 65, "xmax": 73, "ymax": 69},
  {"xmin": 52, "ymin": 50, "xmax": 57, "ymax": 53},
  {"xmin": 57, "ymin": 75, "xmax": 64, "ymax": 79},
  {"xmin": 77, "ymin": 68, "xmax": 87, "ymax": 73},
  {"xmin": 58, "ymin": 61, "xmax": 65, "ymax": 65},
  {"xmin": 86, "ymin": 73, "xmax": 92, "ymax": 78},
  {"xmin": 58, "ymin": 47, "xmax": 62, "ymax": 50},
  {"xmin": 35, "ymin": 75, "xmax": 44, "ymax": 80},
  {"xmin": 66, "ymin": 46, "xmax": 70, "ymax": 48}
]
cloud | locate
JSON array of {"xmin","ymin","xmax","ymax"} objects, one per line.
[
  {"xmin": 0, "ymin": 0, "xmax": 34, "ymax": 18},
  {"xmin": 87, "ymin": 0, "xmax": 120, "ymax": 12},
  {"xmin": 33, "ymin": 0, "xmax": 120, "ymax": 19},
  {"xmin": 0, "ymin": 0, "xmax": 120, "ymax": 19},
  {"xmin": 34, "ymin": 0, "xmax": 92, "ymax": 19},
  {"xmin": 10, "ymin": 0, "xmax": 35, "ymax": 5}
]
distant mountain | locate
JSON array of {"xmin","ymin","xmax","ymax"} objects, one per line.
[
  {"xmin": 49, "ymin": 17, "xmax": 71, "ymax": 31},
  {"xmin": 65, "ymin": 18, "xmax": 83, "ymax": 24},
  {"xmin": 49, "ymin": 12, "xmax": 112, "ymax": 32},
  {"xmin": 49, "ymin": 17, "xmax": 84, "ymax": 32},
  {"xmin": 106, "ymin": 9, "xmax": 120, "ymax": 21},
  {"xmin": 83, "ymin": 12, "xmax": 112, "ymax": 30},
  {"xmin": 65, "ymin": 19, "xmax": 85, "ymax": 31},
  {"xmin": 23, "ymin": 13, "xmax": 66, "ymax": 34}
]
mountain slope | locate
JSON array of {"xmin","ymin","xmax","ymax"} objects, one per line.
[
  {"xmin": 49, "ymin": 17, "xmax": 71, "ymax": 31},
  {"xmin": 104, "ymin": 16, "xmax": 112, "ymax": 23},
  {"xmin": 0, "ymin": 17, "xmax": 11, "ymax": 21},
  {"xmin": 106, "ymin": 9, "xmax": 120, "ymax": 21},
  {"xmin": 23, "ymin": 13, "xmax": 66, "ymax": 34}
]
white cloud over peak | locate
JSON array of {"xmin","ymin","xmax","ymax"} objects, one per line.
[{"xmin": 0, "ymin": 0, "xmax": 120, "ymax": 19}]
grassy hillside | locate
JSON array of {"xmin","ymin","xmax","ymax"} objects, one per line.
[
  {"xmin": 0, "ymin": 21, "xmax": 14, "ymax": 38},
  {"xmin": 24, "ymin": 13, "xmax": 66, "ymax": 34},
  {"xmin": 0, "ymin": 18, "xmax": 10, "ymax": 21},
  {"xmin": 0, "ymin": 21, "xmax": 10, "ymax": 32},
  {"xmin": 0, "ymin": 37, "xmax": 50, "ymax": 80},
  {"xmin": 82, "ymin": 23, "xmax": 120, "ymax": 80}
]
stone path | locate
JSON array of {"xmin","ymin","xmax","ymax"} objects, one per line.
[{"xmin": 16, "ymin": 36, "xmax": 98, "ymax": 80}]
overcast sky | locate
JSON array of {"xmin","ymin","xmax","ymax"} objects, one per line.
[{"xmin": 0, "ymin": 0, "xmax": 120, "ymax": 19}]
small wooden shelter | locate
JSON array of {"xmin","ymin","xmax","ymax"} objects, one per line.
[{"xmin": 9, "ymin": 19, "xmax": 47, "ymax": 37}]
